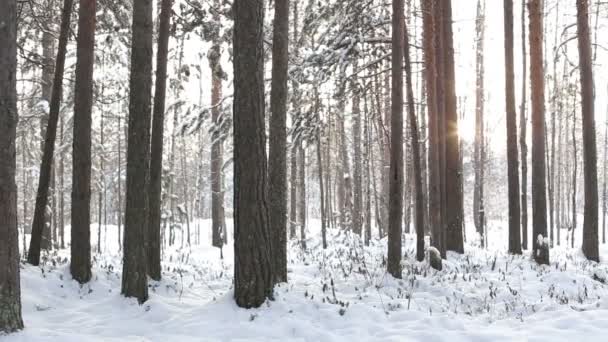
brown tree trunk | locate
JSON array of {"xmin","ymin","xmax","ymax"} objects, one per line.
[
  {"xmin": 528, "ymin": 0, "xmax": 549, "ymax": 265},
  {"xmin": 520, "ymin": 0, "xmax": 529, "ymax": 250},
  {"xmin": 577, "ymin": 0, "xmax": 598, "ymax": 261},
  {"xmin": 504, "ymin": 0, "xmax": 521, "ymax": 254},
  {"xmin": 0, "ymin": 0, "xmax": 24, "ymax": 331},
  {"xmin": 387, "ymin": 0, "xmax": 404, "ymax": 279},
  {"xmin": 122, "ymin": 0, "xmax": 153, "ymax": 303},
  {"xmin": 70, "ymin": 0, "xmax": 96, "ymax": 283},
  {"xmin": 210, "ymin": 4, "xmax": 226, "ymax": 248},
  {"xmin": 441, "ymin": 0, "xmax": 463, "ymax": 254},
  {"xmin": 28, "ymin": 0, "xmax": 74, "ymax": 265},
  {"xmin": 268, "ymin": 0, "xmax": 289, "ymax": 282},
  {"xmin": 233, "ymin": 0, "xmax": 274, "ymax": 308},
  {"xmin": 147, "ymin": 0, "xmax": 172, "ymax": 281},
  {"xmin": 422, "ymin": 0, "xmax": 442, "ymax": 256}
]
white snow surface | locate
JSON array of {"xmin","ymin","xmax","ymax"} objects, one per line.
[{"xmin": 6, "ymin": 219, "xmax": 608, "ymax": 341}]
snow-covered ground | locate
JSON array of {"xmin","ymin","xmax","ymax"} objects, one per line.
[{"xmin": 6, "ymin": 219, "xmax": 608, "ymax": 341}]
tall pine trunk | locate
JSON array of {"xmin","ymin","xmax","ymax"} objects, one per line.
[
  {"xmin": 520, "ymin": 0, "xmax": 529, "ymax": 250},
  {"xmin": 442, "ymin": 0, "xmax": 464, "ymax": 254},
  {"xmin": 504, "ymin": 0, "xmax": 521, "ymax": 254},
  {"xmin": 528, "ymin": 0, "xmax": 549, "ymax": 265},
  {"xmin": 28, "ymin": 0, "xmax": 74, "ymax": 265},
  {"xmin": 147, "ymin": 0, "xmax": 172, "ymax": 281},
  {"xmin": 387, "ymin": 0, "xmax": 404, "ymax": 279},
  {"xmin": 210, "ymin": 2, "xmax": 226, "ymax": 248},
  {"xmin": 122, "ymin": 0, "xmax": 153, "ymax": 303},
  {"xmin": 577, "ymin": 0, "xmax": 599, "ymax": 261},
  {"xmin": 268, "ymin": 0, "xmax": 289, "ymax": 282},
  {"xmin": 70, "ymin": 0, "xmax": 96, "ymax": 283},
  {"xmin": 0, "ymin": 0, "xmax": 24, "ymax": 331},
  {"xmin": 233, "ymin": 0, "xmax": 274, "ymax": 308}
]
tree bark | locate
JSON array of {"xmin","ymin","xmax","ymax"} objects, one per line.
[
  {"xmin": 520, "ymin": 0, "xmax": 529, "ymax": 250},
  {"xmin": 210, "ymin": 5, "xmax": 226, "ymax": 248},
  {"xmin": 148, "ymin": 0, "xmax": 172, "ymax": 281},
  {"xmin": 28, "ymin": 0, "xmax": 74, "ymax": 265},
  {"xmin": 504, "ymin": 0, "xmax": 521, "ymax": 255},
  {"xmin": 268, "ymin": 0, "xmax": 289, "ymax": 282},
  {"xmin": 577, "ymin": 0, "xmax": 598, "ymax": 261},
  {"xmin": 441, "ymin": 0, "xmax": 463, "ymax": 254},
  {"xmin": 422, "ymin": 0, "xmax": 442, "ymax": 256},
  {"xmin": 122, "ymin": 0, "xmax": 153, "ymax": 303},
  {"xmin": 0, "ymin": 0, "xmax": 24, "ymax": 331},
  {"xmin": 387, "ymin": 0, "xmax": 404, "ymax": 279},
  {"xmin": 233, "ymin": 0, "xmax": 274, "ymax": 308},
  {"xmin": 70, "ymin": 0, "xmax": 96, "ymax": 283},
  {"xmin": 528, "ymin": 0, "xmax": 549, "ymax": 265}
]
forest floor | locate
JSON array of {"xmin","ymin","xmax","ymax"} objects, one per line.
[{"xmin": 6, "ymin": 219, "xmax": 608, "ymax": 341}]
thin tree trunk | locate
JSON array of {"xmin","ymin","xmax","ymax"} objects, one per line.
[
  {"xmin": 147, "ymin": 0, "xmax": 172, "ymax": 281},
  {"xmin": 387, "ymin": 0, "xmax": 404, "ymax": 279},
  {"xmin": 578, "ymin": 0, "xmax": 598, "ymax": 261},
  {"xmin": 474, "ymin": 0, "xmax": 485, "ymax": 237},
  {"xmin": 602, "ymin": 91, "xmax": 608, "ymax": 244},
  {"xmin": 528, "ymin": 0, "xmax": 549, "ymax": 264},
  {"xmin": 404, "ymin": 22, "xmax": 425, "ymax": 262},
  {"xmin": 520, "ymin": 0, "xmax": 529, "ymax": 250},
  {"xmin": 117, "ymin": 114, "xmax": 122, "ymax": 252},
  {"xmin": 572, "ymin": 96, "xmax": 578, "ymax": 249},
  {"xmin": 210, "ymin": 5, "xmax": 226, "ymax": 248},
  {"xmin": 28, "ymin": 0, "xmax": 74, "ymax": 265},
  {"xmin": 504, "ymin": 0, "xmax": 521, "ymax": 255},
  {"xmin": 298, "ymin": 146, "xmax": 307, "ymax": 249},
  {"xmin": 315, "ymin": 89, "xmax": 327, "ymax": 249},
  {"xmin": 352, "ymin": 78, "xmax": 363, "ymax": 236}
]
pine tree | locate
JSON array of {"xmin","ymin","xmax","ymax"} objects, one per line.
[
  {"xmin": 28, "ymin": 0, "xmax": 74, "ymax": 266},
  {"xmin": 577, "ymin": 0, "xmax": 599, "ymax": 262},
  {"xmin": 269, "ymin": 0, "xmax": 289, "ymax": 283},
  {"xmin": 0, "ymin": 0, "xmax": 24, "ymax": 332},
  {"xmin": 210, "ymin": 0, "xmax": 226, "ymax": 249},
  {"xmin": 504, "ymin": 0, "xmax": 522, "ymax": 255},
  {"xmin": 442, "ymin": 0, "xmax": 464, "ymax": 254},
  {"xmin": 122, "ymin": 0, "xmax": 153, "ymax": 303},
  {"xmin": 70, "ymin": 0, "xmax": 96, "ymax": 284},
  {"xmin": 148, "ymin": 0, "xmax": 173, "ymax": 281},
  {"xmin": 233, "ymin": 0, "xmax": 274, "ymax": 308},
  {"xmin": 387, "ymin": 0, "xmax": 404, "ymax": 279},
  {"xmin": 528, "ymin": 0, "xmax": 549, "ymax": 265}
]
